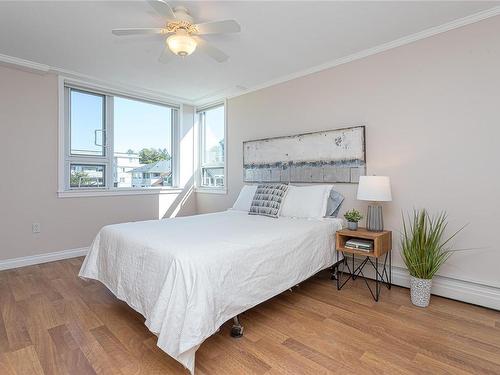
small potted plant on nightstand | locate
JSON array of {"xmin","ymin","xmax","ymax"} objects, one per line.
[
  {"xmin": 344, "ymin": 209, "xmax": 363, "ymax": 231},
  {"xmin": 401, "ymin": 209, "xmax": 465, "ymax": 307}
]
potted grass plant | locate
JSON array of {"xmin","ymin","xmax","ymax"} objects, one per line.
[
  {"xmin": 401, "ymin": 209, "xmax": 465, "ymax": 307},
  {"xmin": 344, "ymin": 209, "xmax": 363, "ymax": 231}
]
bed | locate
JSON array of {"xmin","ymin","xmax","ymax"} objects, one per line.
[{"xmin": 79, "ymin": 209, "xmax": 343, "ymax": 373}]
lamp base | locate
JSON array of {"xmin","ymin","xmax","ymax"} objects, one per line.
[{"xmin": 367, "ymin": 205, "xmax": 384, "ymax": 232}]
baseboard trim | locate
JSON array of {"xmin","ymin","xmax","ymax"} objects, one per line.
[
  {"xmin": 339, "ymin": 258, "xmax": 500, "ymax": 311},
  {"xmin": 0, "ymin": 247, "xmax": 89, "ymax": 271}
]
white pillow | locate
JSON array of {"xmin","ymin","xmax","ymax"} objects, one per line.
[
  {"xmin": 232, "ymin": 185, "xmax": 258, "ymax": 212},
  {"xmin": 280, "ymin": 185, "xmax": 333, "ymax": 218}
]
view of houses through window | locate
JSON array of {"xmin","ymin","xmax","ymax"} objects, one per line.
[
  {"xmin": 113, "ymin": 96, "xmax": 172, "ymax": 188},
  {"xmin": 67, "ymin": 87, "xmax": 174, "ymax": 190}
]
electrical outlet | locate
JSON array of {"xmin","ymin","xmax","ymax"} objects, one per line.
[{"xmin": 32, "ymin": 223, "xmax": 41, "ymax": 234}]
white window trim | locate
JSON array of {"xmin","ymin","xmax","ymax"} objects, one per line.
[
  {"xmin": 57, "ymin": 187, "xmax": 184, "ymax": 199},
  {"xmin": 194, "ymin": 99, "xmax": 227, "ymax": 194},
  {"xmin": 57, "ymin": 76, "xmax": 181, "ymax": 198}
]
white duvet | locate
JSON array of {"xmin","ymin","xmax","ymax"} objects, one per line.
[{"xmin": 79, "ymin": 210, "xmax": 342, "ymax": 373}]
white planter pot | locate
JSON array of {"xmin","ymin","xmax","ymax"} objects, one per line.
[
  {"xmin": 409, "ymin": 276, "xmax": 432, "ymax": 307},
  {"xmin": 347, "ymin": 221, "xmax": 358, "ymax": 230}
]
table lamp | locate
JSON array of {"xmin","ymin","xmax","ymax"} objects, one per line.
[{"xmin": 357, "ymin": 176, "xmax": 392, "ymax": 231}]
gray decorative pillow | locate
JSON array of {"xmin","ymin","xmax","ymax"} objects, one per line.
[
  {"xmin": 325, "ymin": 189, "xmax": 345, "ymax": 217},
  {"xmin": 249, "ymin": 183, "xmax": 288, "ymax": 218}
]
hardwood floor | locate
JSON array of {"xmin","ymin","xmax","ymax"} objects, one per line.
[{"xmin": 1, "ymin": 258, "xmax": 499, "ymax": 375}]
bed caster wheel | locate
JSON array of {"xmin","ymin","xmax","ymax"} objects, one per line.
[{"xmin": 230, "ymin": 325, "xmax": 244, "ymax": 338}]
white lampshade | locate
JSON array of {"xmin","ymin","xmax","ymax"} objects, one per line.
[
  {"xmin": 357, "ymin": 176, "xmax": 392, "ymax": 202},
  {"xmin": 167, "ymin": 30, "xmax": 197, "ymax": 57}
]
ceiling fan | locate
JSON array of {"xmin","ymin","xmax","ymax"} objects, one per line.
[{"xmin": 112, "ymin": 0, "xmax": 240, "ymax": 63}]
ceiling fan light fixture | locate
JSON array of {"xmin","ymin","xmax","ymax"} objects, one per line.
[
  {"xmin": 113, "ymin": 2, "xmax": 240, "ymax": 63},
  {"xmin": 167, "ymin": 30, "xmax": 196, "ymax": 57}
]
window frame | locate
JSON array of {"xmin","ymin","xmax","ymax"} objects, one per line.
[
  {"xmin": 195, "ymin": 101, "xmax": 227, "ymax": 194},
  {"xmin": 58, "ymin": 76, "xmax": 181, "ymax": 198}
]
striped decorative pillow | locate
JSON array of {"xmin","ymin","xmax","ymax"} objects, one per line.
[{"xmin": 249, "ymin": 183, "xmax": 289, "ymax": 218}]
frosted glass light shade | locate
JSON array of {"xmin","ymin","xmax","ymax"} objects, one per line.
[
  {"xmin": 167, "ymin": 31, "xmax": 197, "ymax": 57},
  {"xmin": 357, "ymin": 176, "xmax": 392, "ymax": 202}
]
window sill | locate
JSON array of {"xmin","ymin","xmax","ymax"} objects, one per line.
[
  {"xmin": 194, "ymin": 187, "xmax": 227, "ymax": 195},
  {"xmin": 57, "ymin": 187, "xmax": 184, "ymax": 198}
]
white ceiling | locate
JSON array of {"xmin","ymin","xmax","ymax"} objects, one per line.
[{"xmin": 0, "ymin": 1, "xmax": 499, "ymax": 104}]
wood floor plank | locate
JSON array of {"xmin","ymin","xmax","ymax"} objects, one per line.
[
  {"xmin": 282, "ymin": 337, "xmax": 346, "ymax": 372},
  {"xmin": 31, "ymin": 273, "xmax": 63, "ymax": 302},
  {"xmin": 140, "ymin": 336, "xmax": 195, "ymax": 374},
  {"xmin": 49, "ymin": 324, "xmax": 97, "ymax": 375},
  {"xmin": 359, "ymin": 351, "xmax": 417, "ymax": 375},
  {"xmin": 427, "ymin": 297, "xmax": 500, "ymax": 327},
  {"xmin": 90, "ymin": 325, "xmax": 137, "ymax": 373},
  {"xmin": 65, "ymin": 320, "xmax": 123, "ymax": 375},
  {"xmin": 4, "ymin": 346, "xmax": 45, "ymax": 375},
  {"xmin": 414, "ymin": 353, "xmax": 474, "ymax": 375},
  {"xmin": 237, "ymin": 313, "xmax": 289, "ymax": 344},
  {"xmin": 326, "ymin": 296, "xmax": 500, "ymax": 373},
  {"xmin": 0, "ymin": 258, "xmax": 499, "ymax": 375},
  {"xmin": 398, "ymin": 305, "xmax": 500, "ymax": 348},
  {"xmin": 195, "ymin": 329, "xmax": 272, "ymax": 375},
  {"xmin": 0, "ymin": 353, "xmax": 17, "ymax": 375},
  {"xmin": 0, "ymin": 290, "xmax": 32, "ymax": 352},
  {"xmin": 6, "ymin": 272, "xmax": 32, "ymax": 302},
  {"xmin": 53, "ymin": 295, "xmax": 103, "ymax": 331},
  {"xmin": 236, "ymin": 336, "xmax": 334, "ymax": 375},
  {"xmin": 0, "ymin": 314, "xmax": 10, "ymax": 353},
  {"xmin": 18, "ymin": 294, "xmax": 70, "ymax": 375}
]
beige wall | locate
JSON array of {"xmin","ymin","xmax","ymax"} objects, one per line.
[
  {"xmin": 0, "ymin": 65, "xmax": 196, "ymax": 261},
  {"xmin": 197, "ymin": 16, "xmax": 500, "ymax": 289}
]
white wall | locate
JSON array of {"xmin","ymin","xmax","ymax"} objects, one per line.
[
  {"xmin": 0, "ymin": 65, "xmax": 196, "ymax": 262},
  {"xmin": 197, "ymin": 16, "xmax": 500, "ymax": 290}
]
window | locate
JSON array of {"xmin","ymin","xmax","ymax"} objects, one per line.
[
  {"xmin": 197, "ymin": 104, "xmax": 226, "ymax": 190},
  {"xmin": 70, "ymin": 164, "xmax": 105, "ymax": 188},
  {"xmin": 61, "ymin": 83, "xmax": 178, "ymax": 193},
  {"xmin": 70, "ymin": 90, "xmax": 105, "ymax": 157}
]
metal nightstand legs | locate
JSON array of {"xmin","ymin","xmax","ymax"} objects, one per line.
[{"xmin": 336, "ymin": 251, "xmax": 392, "ymax": 301}]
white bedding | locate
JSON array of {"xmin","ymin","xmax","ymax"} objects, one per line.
[{"xmin": 79, "ymin": 210, "xmax": 342, "ymax": 373}]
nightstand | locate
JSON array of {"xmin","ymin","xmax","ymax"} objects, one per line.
[{"xmin": 334, "ymin": 228, "xmax": 392, "ymax": 301}]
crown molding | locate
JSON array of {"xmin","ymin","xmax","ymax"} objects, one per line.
[
  {"xmin": 0, "ymin": 53, "xmax": 50, "ymax": 74},
  {"xmin": 55, "ymin": 67, "xmax": 194, "ymax": 106},
  {"xmin": 0, "ymin": 54, "xmax": 194, "ymax": 106},
  {"xmin": 194, "ymin": 6, "xmax": 500, "ymax": 106}
]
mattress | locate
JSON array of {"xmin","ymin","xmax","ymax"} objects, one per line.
[{"xmin": 79, "ymin": 210, "xmax": 343, "ymax": 373}]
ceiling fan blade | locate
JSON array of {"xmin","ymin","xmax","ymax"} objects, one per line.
[
  {"xmin": 159, "ymin": 45, "xmax": 172, "ymax": 64},
  {"xmin": 195, "ymin": 20, "xmax": 240, "ymax": 35},
  {"xmin": 193, "ymin": 36, "xmax": 229, "ymax": 63},
  {"xmin": 147, "ymin": 0, "xmax": 176, "ymax": 19},
  {"xmin": 112, "ymin": 28, "xmax": 165, "ymax": 36}
]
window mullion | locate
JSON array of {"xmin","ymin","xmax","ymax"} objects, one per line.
[
  {"xmin": 201, "ymin": 112, "xmax": 206, "ymax": 167},
  {"xmin": 198, "ymin": 112, "xmax": 204, "ymax": 187},
  {"xmin": 64, "ymin": 86, "xmax": 71, "ymax": 191},
  {"xmin": 106, "ymin": 95, "xmax": 114, "ymax": 189},
  {"xmin": 172, "ymin": 107, "xmax": 180, "ymax": 188}
]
